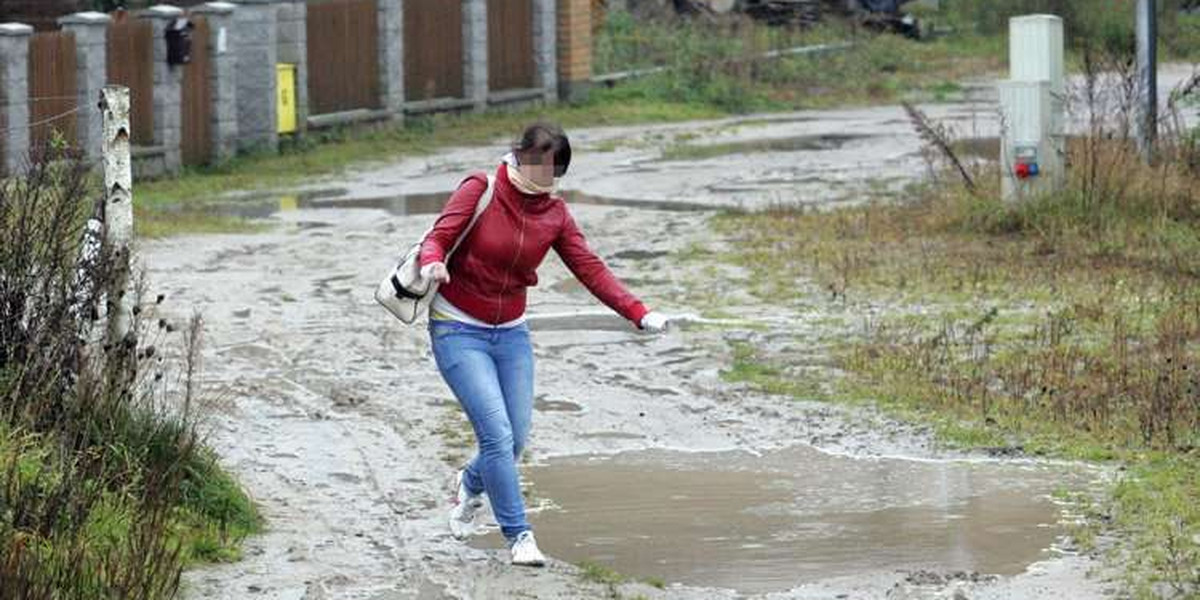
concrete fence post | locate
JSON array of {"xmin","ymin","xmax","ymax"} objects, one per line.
[
  {"xmin": 463, "ymin": 0, "xmax": 488, "ymax": 110},
  {"xmin": 378, "ymin": 0, "xmax": 405, "ymax": 117},
  {"xmin": 0, "ymin": 23, "xmax": 34, "ymax": 175},
  {"xmin": 59, "ymin": 11, "xmax": 111, "ymax": 163},
  {"xmin": 192, "ymin": 2, "xmax": 240, "ymax": 162},
  {"xmin": 533, "ymin": 0, "xmax": 558, "ymax": 103},
  {"xmin": 230, "ymin": 0, "xmax": 278, "ymax": 153},
  {"xmin": 139, "ymin": 4, "xmax": 186, "ymax": 176},
  {"xmin": 276, "ymin": 0, "xmax": 307, "ymax": 134}
]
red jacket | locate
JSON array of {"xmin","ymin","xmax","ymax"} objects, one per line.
[{"xmin": 418, "ymin": 163, "xmax": 649, "ymax": 327}]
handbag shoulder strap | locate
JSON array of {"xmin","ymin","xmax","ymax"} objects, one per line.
[{"xmin": 445, "ymin": 174, "xmax": 494, "ymax": 258}]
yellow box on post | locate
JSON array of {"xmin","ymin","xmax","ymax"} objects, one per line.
[{"xmin": 276, "ymin": 63, "xmax": 297, "ymax": 134}]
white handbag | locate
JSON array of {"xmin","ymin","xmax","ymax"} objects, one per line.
[{"xmin": 374, "ymin": 176, "xmax": 495, "ymax": 324}]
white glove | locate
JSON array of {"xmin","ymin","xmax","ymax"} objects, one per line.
[
  {"xmin": 420, "ymin": 262, "xmax": 450, "ymax": 284},
  {"xmin": 639, "ymin": 311, "xmax": 669, "ymax": 333}
]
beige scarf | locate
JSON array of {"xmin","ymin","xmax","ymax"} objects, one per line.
[{"xmin": 503, "ymin": 153, "xmax": 556, "ymax": 196}]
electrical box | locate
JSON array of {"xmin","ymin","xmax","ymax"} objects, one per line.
[
  {"xmin": 1009, "ymin": 16, "xmax": 1064, "ymax": 96},
  {"xmin": 1013, "ymin": 144, "xmax": 1040, "ymax": 179},
  {"xmin": 999, "ymin": 81, "xmax": 1062, "ymax": 200},
  {"xmin": 165, "ymin": 17, "xmax": 194, "ymax": 65},
  {"xmin": 1001, "ymin": 14, "xmax": 1066, "ymax": 201},
  {"xmin": 276, "ymin": 63, "xmax": 297, "ymax": 134},
  {"xmin": 1011, "ymin": 15, "xmax": 1065, "ymax": 143}
]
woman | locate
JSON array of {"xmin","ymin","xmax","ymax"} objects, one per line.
[{"xmin": 418, "ymin": 123, "xmax": 668, "ymax": 566}]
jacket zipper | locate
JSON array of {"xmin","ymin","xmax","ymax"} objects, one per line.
[{"xmin": 495, "ymin": 210, "xmax": 526, "ymax": 323}]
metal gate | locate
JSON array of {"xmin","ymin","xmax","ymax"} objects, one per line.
[
  {"xmin": 487, "ymin": 0, "xmax": 535, "ymax": 91},
  {"xmin": 27, "ymin": 30, "xmax": 77, "ymax": 152},
  {"xmin": 181, "ymin": 14, "xmax": 212, "ymax": 165},
  {"xmin": 106, "ymin": 18, "xmax": 155, "ymax": 145},
  {"xmin": 404, "ymin": 0, "xmax": 464, "ymax": 102},
  {"xmin": 306, "ymin": 0, "xmax": 381, "ymax": 115}
]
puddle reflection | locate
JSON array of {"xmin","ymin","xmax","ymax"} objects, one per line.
[{"xmin": 654, "ymin": 133, "xmax": 869, "ymax": 162}]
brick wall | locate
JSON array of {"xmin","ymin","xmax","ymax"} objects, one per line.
[{"xmin": 556, "ymin": 0, "xmax": 591, "ymax": 85}]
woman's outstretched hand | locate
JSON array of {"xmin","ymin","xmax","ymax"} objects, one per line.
[
  {"xmin": 640, "ymin": 311, "xmax": 669, "ymax": 333},
  {"xmin": 420, "ymin": 262, "xmax": 451, "ymax": 284}
]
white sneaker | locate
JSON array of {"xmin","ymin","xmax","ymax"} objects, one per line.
[
  {"xmin": 448, "ymin": 470, "xmax": 484, "ymax": 539},
  {"xmin": 509, "ymin": 531, "xmax": 546, "ymax": 567}
]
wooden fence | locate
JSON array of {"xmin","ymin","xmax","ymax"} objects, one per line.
[
  {"xmin": 181, "ymin": 14, "xmax": 212, "ymax": 165},
  {"xmin": 404, "ymin": 0, "xmax": 464, "ymax": 102},
  {"xmin": 306, "ymin": 0, "xmax": 381, "ymax": 115},
  {"xmin": 488, "ymin": 0, "xmax": 535, "ymax": 91},
  {"xmin": 27, "ymin": 30, "xmax": 77, "ymax": 152},
  {"xmin": 106, "ymin": 18, "xmax": 154, "ymax": 145}
]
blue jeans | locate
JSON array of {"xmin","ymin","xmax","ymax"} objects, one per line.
[{"xmin": 429, "ymin": 319, "xmax": 534, "ymax": 541}]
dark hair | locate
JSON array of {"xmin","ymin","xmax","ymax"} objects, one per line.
[{"xmin": 514, "ymin": 122, "xmax": 571, "ymax": 177}]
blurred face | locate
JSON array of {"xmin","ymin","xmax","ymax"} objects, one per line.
[{"xmin": 518, "ymin": 149, "xmax": 556, "ymax": 187}]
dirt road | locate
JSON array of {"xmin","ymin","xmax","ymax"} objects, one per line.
[{"xmin": 143, "ymin": 83, "xmax": 1176, "ymax": 598}]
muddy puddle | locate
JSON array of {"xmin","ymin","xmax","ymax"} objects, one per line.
[
  {"xmin": 654, "ymin": 133, "xmax": 869, "ymax": 162},
  {"xmin": 472, "ymin": 446, "xmax": 1093, "ymax": 594},
  {"xmin": 195, "ymin": 188, "xmax": 717, "ymax": 221}
]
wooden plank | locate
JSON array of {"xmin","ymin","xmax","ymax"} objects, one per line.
[
  {"xmin": 181, "ymin": 14, "xmax": 212, "ymax": 165},
  {"xmin": 488, "ymin": 0, "xmax": 535, "ymax": 91},
  {"xmin": 28, "ymin": 31, "xmax": 77, "ymax": 153},
  {"xmin": 307, "ymin": 0, "xmax": 381, "ymax": 115},
  {"xmin": 404, "ymin": 0, "xmax": 464, "ymax": 101},
  {"xmin": 106, "ymin": 18, "xmax": 154, "ymax": 145}
]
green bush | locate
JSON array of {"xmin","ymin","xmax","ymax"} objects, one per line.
[
  {"xmin": 0, "ymin": 152, "xmax": 260, "ymax": 599},
  {"xmin": 591, "ymin": 8, "xmax": 1006, "ymax": 112}
]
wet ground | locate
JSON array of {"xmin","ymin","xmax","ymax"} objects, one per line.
[{"xmin": 152, "ymin": 67, "xmax": 1197, "ymax": 600}]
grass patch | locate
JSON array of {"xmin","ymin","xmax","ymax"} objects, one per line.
[
  {"xmin": 594, "ymin": 12, "xmax": 1003, "ymax": 113},
  {"xmin": 706, "ymin": 67, "xmax": 1200, "ymax": 593},
  {"xmin": 642, "ymin": 576, "xmax": 667, "ymax": 589},
  {"xmin": 578, "ymin": 560, "xmax": 627, "ymax": 586},
  {"xmin": 576, "ymin": 560, "xmax": 627, "ymax": 599},
  {"xmin": 135, "ymin": 205, "xmax": 267, "ymax": 239},
  {"xmin": 176, "ymin": 450, "xmax": 264, "ymax": 563},
  {"xmin": 720, "ymin": 342, "xmax": 826, "ymax": 400},
  {"xmin": 713, "ymin": 130, "xmax": 1200, "ymax": 455},
  {"xmin": 575, "ymin": 561, "xmax": 670, "ymax": 598},
  {"xmin": 1, "ymin": 155, "xmax": 259, "ymax": 599},
  {"xmin": 1112, "ymin": 455, "xmax": 1200, "ymax": 598}
]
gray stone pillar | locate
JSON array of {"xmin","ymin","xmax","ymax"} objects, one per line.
[
  {"xmin": 462, "ymin": 0, "xmax": 488, "ymax": 109},
  {"xmin": 230, "ymin": 0, "xmax": 277, "ymax": 152},
  {"xmin": 140, "ymin": 5, "xmax": 186, "ymax": 175},
  {"xmin": 533, "ymin": 0, "xmax": 557, "ymax": 103},
  {"xmin": 0, "ymin": 23, "xmax": 33, "ymax": 175},
  {"xmin": 58, "ymin": 12, "xmax": 111, "ymax": 162},
  {"xmin": 192, "ymin": 2, "xmax": 240, "ymax": 162},
  {"xmin": 377, "ymin": 0, "xmax": 404, "ymax": 116},
  {"xmin": 275, "ymin": 0, "xmax": 307, "ymax": 134}
]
